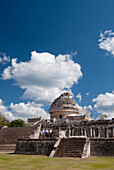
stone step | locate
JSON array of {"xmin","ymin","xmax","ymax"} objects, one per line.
[
  {"xmin": 56, "ymin": 150, "xmax": 82, "ymax": 153},
  {"xmin": 57, "ymin": 154, "xmax": 81, "ymax": 157},
  {"xmin": 53, "ymin": 138, "xmax": 86, "ymax": 158},
  {"xmin": 59, "ymin": 144, "xmax": 83, "ymax": 145},
  {"xmin": 56, "ymin": 153, "xmax": 82, "ymax": 156},
  {"xmin": 58, "ymin": 149, "xmax": 82, "ymax": 151},
  {"xmin": 56, "ymin": 146, "xmax": 83, "ymax": 148},
  {"xmin": 59, "ymin": 153, "xmax": 82, "ymax": 156},
  {"xmin": 0, "ymin": 144, "xmax": 16, "ymax": 152},
  {"xmin": 59, "ymin": 143, "xmax": 85, "ymax": 145},
  {"xmin": 58, "ymin": 147, "xmax": 82, "ymax": 149},
  {"xmin": 59, "ymin": 144, "xmax": 84, "ymax": 147}
]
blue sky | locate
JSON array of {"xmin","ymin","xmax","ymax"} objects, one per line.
[{"xmin": 0, "ymin": 0, "xmax": 114, "ymax": 121}]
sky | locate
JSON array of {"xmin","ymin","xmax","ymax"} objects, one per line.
[{"xmin": 0, "ymin": 0, "xmax": 114, "ymax": 121}]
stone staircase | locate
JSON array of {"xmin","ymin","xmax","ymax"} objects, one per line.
[
  {"xmin": 0, "ymin": 123, "xmax": 42, "ymax": 152},
  {"xmin": 29, "ymin": 123, "xmax": 42, "ymax": 139},
  {"xmin": 53, "ymin": 137, "xmax": 87, "ymax": 158},
  {"xmin": 0, "ymin": 144, "xmax": 16, "ymax": 152}
]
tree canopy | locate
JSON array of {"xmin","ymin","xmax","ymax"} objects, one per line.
[
  {"xmin": 0, "ymin": 113, "xmax": 10, "ymax": 126},
  {"xmin": 8, "ymin": 119, "xmax": 26, "ymax": 127},
  {"xmin": 98, "ymin": 114, "xmax": 108, "ymax": 120}
]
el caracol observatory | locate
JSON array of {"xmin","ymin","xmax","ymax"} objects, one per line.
[
  {"xmin": 49, "ymin": 92, "xmax": 79, "ymax": 121},
  {"xmin": 0, "ymin": 92, "xmax": 114, "ymax": 158}
]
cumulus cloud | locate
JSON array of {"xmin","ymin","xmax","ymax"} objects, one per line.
[
  {"xmin": 2, "ymin": 51, "xmax": 83, "ymax": 104},
  {"xmin": 87, "ymin": 105, "xmax": 93, "ymax": 110},
  {"xmin": 99, "ymin": 30, "xmax": 114, "ymax": 56},
  {"xmin": 93, "ymin": 92, "xmax": 114, "ymax": 119},
  {"xmin": 0, "ymin": 99, "xmax": 15, "ymax": 121},
  {"xmin": 76, "ymin": 93, "xmax": 82, "ymax": 102},
  {"xmin": 0, "ymin": 52, "xmax": 10, "ymax": 64},
  {"xmin": 86, "ymin": 92, "xmax": 90, "ymax": 96},
  {"xmin": 10, "ymin": 101, "xmax": 49, "ymax": 121},
  {"xmin": 0, "ymin": 99, "xmax": 49, "ymax": 122},
  {"xmin": 77, "ymin": 104, "xmax": 92, "ymax": 117}
]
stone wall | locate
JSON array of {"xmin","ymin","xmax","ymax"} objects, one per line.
[
  {"xmin": 90, "ymin": 138, "xmax": 114, "ymax": 156},
  {"xmin": 40, "ymin": 119, "xmax": 114, "ymax": 139},
  {"xmin": 15, "ymin": 139, "xmax": 57, "ymax": 156},
  {"xmin": 28, "ymin": 118, "xmax": 41, "ymax": 126},
  {"xmin": 15, "ymin": 138, "xmax": 114, "ymax": 157}
]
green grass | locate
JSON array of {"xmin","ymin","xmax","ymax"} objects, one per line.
[{"xmin": 0, "ymin": 153, "xmax": 114, "ymax": 170}]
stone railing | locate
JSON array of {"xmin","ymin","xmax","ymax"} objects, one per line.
[{"xmin": 40, "ymin": 120, "xmax": 114, "ymax": 139}]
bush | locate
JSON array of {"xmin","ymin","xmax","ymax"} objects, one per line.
[
  {"xmin": 0, "ymin": 113, "xmax": 10, "ymax": 126},
  {"xmin": 9, "ymin": 119, "xmax": 26, "ymax": 127}
]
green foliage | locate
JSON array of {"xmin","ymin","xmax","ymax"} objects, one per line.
[
  {"xmin": 9, "ymin": 119, "xmax": 26, "ymax": 127},
  {"xmin": 98, "ymin": 114, "xmax": 108, "ymax": 120},
  {"xmin": 0, "ymin": 113, "xmax": 10, "ymax": 126}
]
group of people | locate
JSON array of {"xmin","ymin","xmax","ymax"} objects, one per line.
[
  {"xmin": 40, "ymin": 129, "xmax": 53, "ymax": 139},
  {"xmin": 43, "ymin": 118, "xmax": 57, "ymax": 124}
]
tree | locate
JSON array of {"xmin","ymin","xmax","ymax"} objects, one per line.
[
  {"xmin": 98, "ymin": 114, "xmax": 108, "ymax": 120},
  {"xmin": 9, "ymin": 119, "xmax": 26, "ymax": 127},
  {"xmin": 0, "ymin": 113, "xmax": 10, "ymax": 126}
]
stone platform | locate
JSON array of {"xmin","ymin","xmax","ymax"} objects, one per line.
[{"xmin": 14, "ymin": 137, "xmax": 114, "ymax": 158}]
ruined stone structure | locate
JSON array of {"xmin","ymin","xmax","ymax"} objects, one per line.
[
  {"xmin": 0, "ymin": 92, "xmax": 114, "ymax": 157},
  {"xmin": 49, "ymin": 93, "xmax": 79, "ymax": 121},
  {"xmin": 0, "ymin": 123, "xmax": 41, "ymax": 152},
  {"xmin": 28, "ymin": 118, "xmax": 41, "ymax": 126}
]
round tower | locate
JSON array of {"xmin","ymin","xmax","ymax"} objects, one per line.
[{"xmin": 49, "ymin": 92, "xmax": 79, "ymax": 121}]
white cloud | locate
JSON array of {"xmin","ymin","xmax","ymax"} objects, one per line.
[
  {"xmin": 77, "ymin": 104, "xmax": 92, "ymax": 117},
  {"xmin": 86, "ymin": 92, "xmax": 90, "ymax": 96},
  {"xmin": 87, "ymin": 105, "xmax": 93, "ymax": 110},
  {"xmin": 0, "ymin": 99, "xmax": 15, "ymax": 121},
  {"xmin": 10, "ymin": 101, "xmax": 49, "ymax": 121},
  {"xmin": 70, "ymin": 51, "xmax": 77, "ymax": 56},
  {"xmin": 92, "ymin": 92, "xmax": 114, "ymax": 119},
  {"xmin": 0, "ymin": 99, "xmax": 49, "ymax": 122},
  {"xmin": 0, "ymin": 52, "xmax": 10, "ymax": 64},
  {"xmin": 2, "ymin": 51, "xmax": 83, "ymax": 104},
  {"xmin": 99, "ymin": 30, "xmax": 114, "ymax": 56},
  {"xmin": 76, "ymin": 93, "xmax": 82, "ymax": 102}
]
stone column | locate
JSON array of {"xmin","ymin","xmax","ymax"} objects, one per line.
[
  {"xmin": 81, "ymin": 128, "xmax": 83, "ymax": 136},
  {"xmin": 75, "ymin": 128, "xmax": 77, "ymax": 136},
  {"xmin": 111, "ymin": 127, "xmax": 114, "ymax": 137},
  {"xmin": 90, "ymin": 127, "xmax": 92, "ymax": 138},
  {"xmin": 93, "ymin": 128, "xmax": 95, "ymax": 138},
  {"xmin": 74, "ymin": 128, "xmax": 76, "ymax": 136},
  {"xmin": 98, "ymin": 127, "xmax": 100, "ymax": 138},
  {"xmin": 113, "ymin": 127, "xmax": 114, "ymax": 137},
  {"xmin": 71, "ymin": 128, "xmax": 72, "ymax": 136},
  {"xmin": 72, "ymin": 128, "xmax": 74, "ymax": 136},
  {"xmin": 105, "ymin": 127, "xmax": 109, "ymax": 138},
  {"xmin": 83, "ymin": 128, "xmax": 87, "ymax": 137},
  {"xmin": 68, "ymin": 125, "xmax": 71, "ymax": 137}
]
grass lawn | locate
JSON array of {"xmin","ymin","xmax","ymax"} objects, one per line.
[{"xmin": 0, "ymin": 153, "xmax": 114, "ymax": 170}]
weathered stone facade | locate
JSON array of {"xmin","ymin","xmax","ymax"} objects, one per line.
[
  {"xmin": 1, "ymin": 92, "xmax": 114, "ymax": 157},
  {"xmin": 90, "ymin": 138, "xmax": 114, "ymax": 156},
  {"xmin": 15, "ymin": 116, "xmax": 114, "ymax": 157},
  {"xmin": 49, "ymin": 93, "xmax": 79, "ymax": 121},
  {"xmin": 40, "ymin": 119, "xmax": 114, "ymax": 139},
  {"xmin": 15, "ymin": 139, "xmax": 56, "ymax": 156},
  {"xmin": 15, "ymin": 93, "xmax": 114, "ymax": 158},
  {"xmin": 15, "ymin": 137, "xmax": 114, "ymax": 157}
]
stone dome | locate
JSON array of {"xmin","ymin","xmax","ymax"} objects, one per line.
[{"xmin": 49, "ymin": 93, "xmax": 79, "ymax": 120}]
